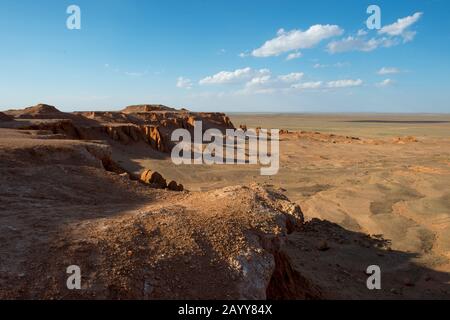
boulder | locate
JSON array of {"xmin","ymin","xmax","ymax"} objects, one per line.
[
  {"xmin": 168, "ymin": 180, "xmax": 184, "ymax": 192},
  {"xmin": 140, "ymin": 169, "xmax": 167, "ymax": 189}
]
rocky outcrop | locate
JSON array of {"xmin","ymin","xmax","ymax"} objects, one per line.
[
  {"xmin": 167, "ymin": 180, "xmax": 184, "ymax": 191},
  {"xmin": 0, "ymin": 170, "xmax": 306, "ymax": 300},
  {"xmin": 4, "ymin": 104, "xmax": 96, "ymax": 125},
  {"xmin": 140, "ymin": 169, "xmax": 167, "ymax": 189},
  {"xmin": 139, "ymin": 170, "xmax": 186, "ymax": 192},
  {"xmin": 5, "ymin": 104, "xmax": 63, "ymax": 119},
  {"xmin": 392, "ymin": 136, "xmax": 418, "ymax": 144},
  {"xmin": 266, "ymin": 251, "xmax": 323, "ymax": 299},
  {"xmin": 6, "ymin": 103, "xmax": 235, "ymax": 154},
  {"xmin": 0, "ymin": 112, "xmax": 13, "ymax": 122},
  {"xmin": 140, "ymin": 126, "xmax": 170, "ymax": 152},
  {"xmin": 121, "ymin": 104, "xmax": 177, "ymax": 113},
  {"xmin": 21, "ymin": 120, "xmax": 82, "ymax": 139},
  {"xmin": 75, "ymin": 111, "xmax": 134, "ymax": 124}
]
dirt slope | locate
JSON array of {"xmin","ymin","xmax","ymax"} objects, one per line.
[{"xmin": 0, "ymin": 128, "xmax": 306, "ymax": 299}]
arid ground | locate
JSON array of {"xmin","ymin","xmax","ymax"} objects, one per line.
[
  {"xmin": 120, "ymin": 113, "xmax": 450, "ymax": 298},
  {"xmin": 1, "ymin": 106, "xmax": 449, "ymax": 299}
]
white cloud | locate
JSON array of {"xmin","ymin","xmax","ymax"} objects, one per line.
[
  {"xmin": 379, "ymin": 12, "xmax": 423, "ymax": 41},
  {"xmin": 196, "ymin": 68, "xmax": 362, "ymax": 95},
  {"xmin": 328, "ymin": 12, "xmax": 422, "ymax": 54},
  {"xmin": 199, "ymin": 68, "xmax": 270, "ymax": 85},
  {"xmin": 376, "ymin": 79, "xmax": 394, "ymax": 87},
  {"xmin": 314, "ymin": 63, "xmax": 326, "ymax": 68},
  {"xmin": 252, "ymin": 24, "xmax": 344, "ymax": 57},
  {"xmin": 327, "ymin": 79, "xmax": 363, "ymax": 88},
  {"xmin": 377, "ymin": 67, "xmax": 400, "ymax": 75},
  {"xmin": 245, "ymin": 75, "xmax": 272, "ymax": 88},
  {"xmin": 357, "ymin": 29, "xmax": 368, "ymax": 36},
  {"xmin": 244, "ymin": 72, "xmax": 305, "ymax": 94},
  {"xmin": 292, "ymin": 79, "xmax": 361, "ymax": 90},
  {"xmin": 327, "ymin": 36, "xmax": 397, "ymax": 53},
  {"xmin": 199, "ymin": 67, "xmax": 255, "ymax": 85},
  {"xmin": 176, "ymin": 77, "xmax": 193, "ymax": 89},
  {"xmin": 286, "ymin": 52, "xmax": 302, "ymax": 61},
  {"xmin": 314, "ymin": 62, "xmax": 349, "ymax": 68},
  {"xmin": 241, "ymin": 71, "xmax": 305, "ymax": 94},
  {"xmin": 278, "ymin": 72, "xmax": 304, "ymax": 83},
  {"xmin": 291, "ymin": 81, "xmax": 323, "ymax": 90}
]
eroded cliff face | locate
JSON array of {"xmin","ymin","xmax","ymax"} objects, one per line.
[{"xmin": 8, "ymin": 104, "xmax": 235, "ymax": 153}]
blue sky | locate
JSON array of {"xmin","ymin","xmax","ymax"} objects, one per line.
[{"xmin": 0, "ymin": 0, "xmax": 449, "ymax": 113}]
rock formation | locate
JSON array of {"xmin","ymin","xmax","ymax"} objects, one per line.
[
  {"xmin": 121, "ymin": 104, "xmax": 177, "ymax": 113},
  {"xmin": 0, "ymin": 112, "xmax": 13, "ymax": 122},
  {"xmin": 6, "ymin": 103, "xmax": 234, "ymax": 154},
  {"xmin": 5, "ymin": 104, "xmax": 63, "ymax": 119},
  {"xmin": 168, "ymin": 180, "xmax": 184, "ymax": 191},
  {"xmin": 140, "ymin": 169, "xmax": 167, "ymax": 189},
  {"xmin": 139, "ymin": 170, "xmax": 184, "ymax": 191}
]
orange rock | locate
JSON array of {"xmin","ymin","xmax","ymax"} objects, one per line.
[{"xmin": 140, "ymin": 170, "xmax": 167, "ymax": 189}]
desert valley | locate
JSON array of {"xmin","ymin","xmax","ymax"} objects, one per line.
[{"xmin": 0, "ymin": 103, "xmax": 449, "ymax": 299}]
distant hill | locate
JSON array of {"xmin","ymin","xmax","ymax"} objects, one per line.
[
  {"xmin": 5, "ymin": 104, "xmax": 63, "ymax": 119},
  {"xmin": 121, "ymin": 104, "xmax": 178, "ymax": 113}
]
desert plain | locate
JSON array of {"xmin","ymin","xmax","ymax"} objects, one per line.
[{"xmin": 0, "ymin": 105, "xmax": 449, "ymax": 299}]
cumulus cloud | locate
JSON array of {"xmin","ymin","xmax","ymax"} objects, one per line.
[
  {"xmin": 291, "ymin": 79, "xmax": 362, "ymax": 90},
  {"xmin": 199, "ymin": 67, "xmax": 270, "ymax": 85},
  {"xmin": 379, "ymin": 12, "xmax": 423, "ymax": 41},
  {"xmin": 376, "ymin": 79, "xmax": 394, "ymax": 87},
  {"xmin": 286, "ymin": 52, "xmax": 302, "ymax": 61},
  {"xmin": 244, "ymin": 71, "xmax": 307, "ymax": 93},
  {"xmin": 377, "ymin": 67, "xmax": 400, "ymax": 75},
  {"xmin": 357, "ymin": 29, "xmax": 368, "ymax": 36},
  {"xmin": 291, "ymin": 81, "xmax": 323, "ymax": 90},
  {"xmin": 176, "ymin": 77, "xmax": 193, "ymax": 89},
  {"xmin": 327, "ymin": 36, "xmax": 397, "ymax": 53},
  {"xmin": 326, "ymin": 79, "xmax": 363, "ymax": 88},
  {"xmin": 328, "ymin": 12, "xmax": 423, "ymax": 54},
  {"xmin": 196, "ymin": 67, "xmax": 363, "ymax": 95},
  {"xmin": 278, "ymin": 72, "xmax": 304, "ymax": 83},
  {"xmin": 245, "ymin": 75, "xmax": 272, "ymax": 88},
  {"xmin": 252, "ymin": 24, "xmax": 343, "ymax": 57},
  {"xmin": 314, "ymin": 62, "xmax": 349, "ymax": 68}
]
